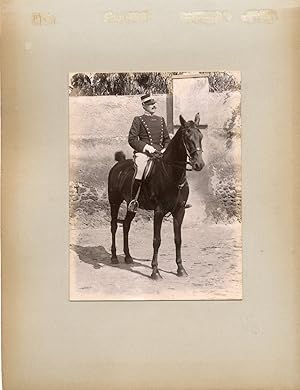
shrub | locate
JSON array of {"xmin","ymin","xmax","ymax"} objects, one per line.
[
  {"xmin": 69, "ymin": 72, "xmax": 241, "ymax": 96},
  {"xmin": 208, "ymin": 72, "xmax": 241, "ymax": 93}
]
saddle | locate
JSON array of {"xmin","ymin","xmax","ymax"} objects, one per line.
[
  {"xmin": 144, "ymin": 151, "xmax": 163, "ymax": 179},
  {"xmin": 128, "ymin": 151, "xmax": 163, "ymax": 212}
]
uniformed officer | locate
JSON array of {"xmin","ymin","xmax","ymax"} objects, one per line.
[{"xmin": 127, "ymin": 93, "xmax": 170, "ymax": 211}]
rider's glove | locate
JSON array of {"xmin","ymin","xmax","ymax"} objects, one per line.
[
  {"xmin": 143, "ymin": 144, "xmax": 156, "ymax": 154},
  {"xmin": 161, "ymin": 148, "xmax": 166, "ymax": 153}
]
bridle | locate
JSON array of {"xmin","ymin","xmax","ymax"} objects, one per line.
[
  {"xmin": 182, "ymin": 129, "xmax": 203, "ymax": 163},
  {"xmin": 159, "ymin": 127, "xmax": 203, "ymax": 172},
  {"xmin": 183, "ymin": 138, "xmax": 202, "ymax": 160}
]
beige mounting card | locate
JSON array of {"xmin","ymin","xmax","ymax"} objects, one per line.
[{"xmin": 1, "ymin": 1, "xmax": 300, "ymax": 389}]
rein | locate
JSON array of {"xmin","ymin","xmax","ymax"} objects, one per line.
[
  {"xmin": 148, "ymin": 152, "xmax": 192, "ymax": 171},
  {"xmin": 161, "ymin": 134, "xmax": 203, "ymax": 171},
  {"xmin": 163, "ymin": 159, "xmax": 192, "ymax": 171}
]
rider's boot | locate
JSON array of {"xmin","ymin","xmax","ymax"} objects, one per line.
[{"xmin": 128, "ymin": 179, "xmax": 142, "ymax": 213}]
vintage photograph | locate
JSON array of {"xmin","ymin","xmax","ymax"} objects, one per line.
[{"xmin": 69, "ymin": 71, "xmax": 242, "ymax": 300}]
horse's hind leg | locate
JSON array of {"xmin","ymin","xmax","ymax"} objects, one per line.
[
  {"xmin": 173, "ymin": 207, "xmax": 188, "ymax": 277},
  {"xmin": 123, "ymin": 210, "xmax": 135, "ymax": 264},
  {"xmin": 110, "ymin": 200, "xmax": 121, "ymax": 264}
]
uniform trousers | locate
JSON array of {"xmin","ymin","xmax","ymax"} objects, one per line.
[{"xmin": 134, "ymin": 152, "xmax": 149, "ymax": 180}]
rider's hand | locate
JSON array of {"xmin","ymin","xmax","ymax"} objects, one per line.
[
  {"xmin": 143, "ymin": 144, "xmax": 156, "ymax": 154},
  {"xmin": 161, "ymin": 148, "xmax": 166, "ymax": 153}
]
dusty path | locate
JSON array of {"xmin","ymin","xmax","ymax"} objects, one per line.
[{"xmin": 70, "ymin": 220, "xmax": 242, "ymax": 300}]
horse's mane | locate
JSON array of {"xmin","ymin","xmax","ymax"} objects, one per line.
[
  {"xmin": 168, "ymin": 126, "xmax": 183, "ymax": 145},
  {"xmin": 165, "ymin": 126, "xmax": 183, "ymax": 152},
  {"xmin": 161, "ymin": 126, "xmax": 186, "ymax": 162}
]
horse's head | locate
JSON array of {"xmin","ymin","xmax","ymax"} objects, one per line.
[{"xmin": 180, "ymin": 113, "xmax": 206, "ymax": 171}]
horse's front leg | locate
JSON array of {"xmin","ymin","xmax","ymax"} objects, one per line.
[
  {"xmin": 123, "ymin": 210, "xmax": 135, "ymax": 264},
  {"xmin": 173, "ymin": 206, "xmax": 188, "ymax": 277},
  {"xmin": 110, "ymin": 201, "xmax": 121, "ymax": 264},
  {"xmin": 151, "ymin": 210, "xmax": 164, "ymax": 280}
]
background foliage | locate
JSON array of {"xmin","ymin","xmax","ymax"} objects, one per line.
[{"xmin": 69, "ymin": 72, "xmax": 241, "ymax": 96}]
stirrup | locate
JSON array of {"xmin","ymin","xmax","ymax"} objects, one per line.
[
  {"xmin": 128, "ymin": 176, "xmax": 143, "ymax": 213},
  {"xmin": 128, "ymin": 199, "xmax": 139, "ymax": 213}
]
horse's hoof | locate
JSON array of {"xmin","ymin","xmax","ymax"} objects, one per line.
[
  {"xmin": 177, "ymin": 268, "xmax": 188, "ymax": 277},
  {"xmin": 125, "ymin": 256, "xmax": 133, "ymax": 264},
  {"xmin": 111, "ymin": 257, "xmax": 119, "ymax": 264},
  {"xmin": 151, "ymin": 272, "xmax": 163, "ymax": 280}
]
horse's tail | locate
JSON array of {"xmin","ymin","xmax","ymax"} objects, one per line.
[{"xmin": 115, "ymin": 150, "xmax": 126, "ymax": 162}]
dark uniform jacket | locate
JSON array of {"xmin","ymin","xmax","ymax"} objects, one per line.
[{"xmin": 128, "ymin": 114, "xmax": 171, "ymax": 153}]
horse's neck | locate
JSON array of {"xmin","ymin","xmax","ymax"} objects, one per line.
[
  {"xmin": 164, "ymin": 129, "xmax": 186, "ymax": 162},
  {"xmin": 162, "ymin": 129, "xmax": 187, "ymax": 183}
]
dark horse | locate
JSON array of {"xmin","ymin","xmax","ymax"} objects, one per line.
[{"xmin": 108, "ymin": 113, "xmax": 206, "ymax": 279}]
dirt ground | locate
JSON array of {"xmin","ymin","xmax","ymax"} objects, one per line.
[{"xmin": 70, "ymin": 219, "xmax": 242, "ymax": 301}]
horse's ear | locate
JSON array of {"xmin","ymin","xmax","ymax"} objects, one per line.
[
  {"xmin": 179, "ymin": 115, "xmax": 186, "ymax": 127},
  {"xmin": 194, "ymin": 113, "xmax": 200, "ymax": 125}
]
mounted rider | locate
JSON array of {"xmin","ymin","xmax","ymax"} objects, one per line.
[{"xmin": 127, "ymin": 93, "xmax": 170, "ymax": 211}]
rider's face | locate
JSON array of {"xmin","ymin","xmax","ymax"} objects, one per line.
[{"xmin": 143, "ymin": 102, "xmax": 157, "ymax": 114}]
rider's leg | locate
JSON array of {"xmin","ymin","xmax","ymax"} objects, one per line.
[
  {"xmin": 134, "ymin": 153, "xmax": 148, "ymax": 181},
  {"xmin": 128, "ymin": 153, "xmax": 149, "ymax": 212}
]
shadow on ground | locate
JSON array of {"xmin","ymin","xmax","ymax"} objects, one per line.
[{"xmin": 70, "ymin": 244, "xmax": 177, "ymax": 279}]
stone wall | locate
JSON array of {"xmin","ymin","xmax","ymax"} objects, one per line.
[
  {"xmin": 69, "ymin": 91, "xmax": 241, "ymax": 227},
  {"xmin": 69, "ymin": 94, "xmax": 173, "ymax": 139}
]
